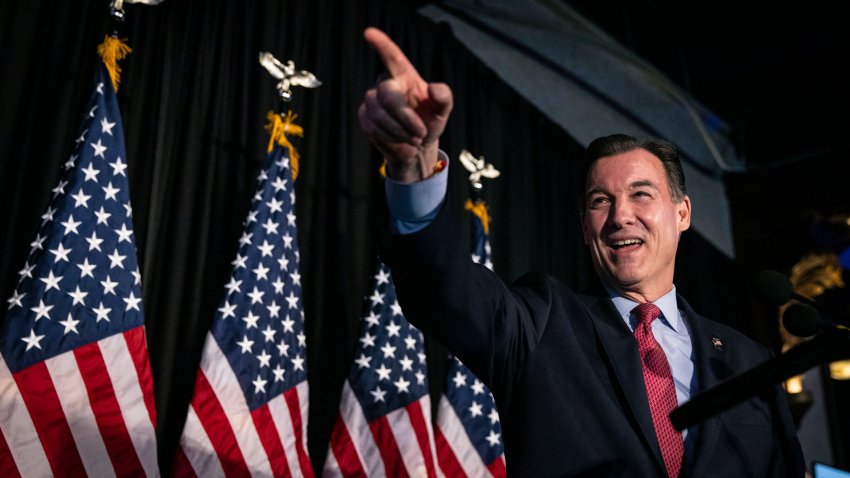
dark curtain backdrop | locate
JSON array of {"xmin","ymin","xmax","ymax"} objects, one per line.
[{"xmin": 1, "ymin": 0, "xmax": 763, "ymax": 472}]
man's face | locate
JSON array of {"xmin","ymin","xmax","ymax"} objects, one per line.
[{"xmin": 581, "ymin": 149, "xmax": 691, "ymax": 302}]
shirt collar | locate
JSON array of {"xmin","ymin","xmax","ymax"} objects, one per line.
[{"xmin": 606, "ymin": 285, "xmax": 684, "ymax": 334}]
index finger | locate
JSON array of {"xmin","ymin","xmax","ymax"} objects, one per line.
[{"xmin": 364, "ymin": 27, "xmax": 424, "ymax": 83}]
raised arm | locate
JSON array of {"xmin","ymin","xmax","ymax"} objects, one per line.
[{"xmin": 358, "ymin": 27, "xmax": 453, "ymax": 184}]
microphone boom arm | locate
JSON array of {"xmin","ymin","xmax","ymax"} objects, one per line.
[{"xmin": 670, "ymin": 328, "xmax": 850, "ymax": 430}]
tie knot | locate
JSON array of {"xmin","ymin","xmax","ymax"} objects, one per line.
[{"xmin": 633, "ymin": 302, "xmax": 662, "ymax": 325}]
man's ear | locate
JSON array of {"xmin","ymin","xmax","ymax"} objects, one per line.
[{"xmin": 677, "ymin": 196, "xmax": 692, "ymax": 233}]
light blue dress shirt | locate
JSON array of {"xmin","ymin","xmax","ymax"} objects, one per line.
[
  {"xmin": 609, "ymin": 288, "xmax": 697, "ymax": 454},
  {"xmin": 384, "ymin": 152, "xmax": 450, "ymax": 234},
  {"xmin": 608, "ymin": 288, "xmax": 696, "ymax": 408}
]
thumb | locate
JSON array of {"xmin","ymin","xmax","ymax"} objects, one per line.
[
  {"xmin": 428, "ymin": 83, "xmax": 453, "ymax": 119},
  {"xmin": 420, "ymin": 82, "xmax": 453, "ymax": 142}
]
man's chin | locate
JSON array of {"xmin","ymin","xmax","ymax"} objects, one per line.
[{"xmin": 603, "ymin": 273, "xmax": 644, "ymax": 291}]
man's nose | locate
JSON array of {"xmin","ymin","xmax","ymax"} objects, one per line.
[{"xmin": 607, "ymin": 199, "xmax": 634, "ymax": 228}]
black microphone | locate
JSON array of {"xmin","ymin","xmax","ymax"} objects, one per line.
[
  {"xmin": 753, "ymin": 269, "xmax": 826, "ymax": 312},
  {"xmin": 782, "ymin": 303, "xmax": 822, "ymax": 337},
  {"xmin": 753, "ymin": 269, "xmax": 794, "ymax": 305},
  {"xmin": 757, "ymin": 269, "xmax": 850, "ymax": 337},
  {"xmin": 783, "ymin": 302, "xmax": 850, "ymax": 337}
]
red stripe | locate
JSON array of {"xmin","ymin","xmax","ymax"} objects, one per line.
[
  {"xmin": 406, "ymin": 400, "xmax": 437, "ymax": 478},
  {"xmin": 328, "ymin": 414, "xmax": 367, "ymax": 478},
  {"xmin": 0, "ymin": 429, "xmax": 23, "ymax": 478},
  {"xmin": 251, "ymin": 404, "xmax": 291, "ymax": 478},
  {"xmin": 368, "ymin": 416, "xmax": 407, "ymax": 478},
  {"xmin": 75, "ymin": 340, "xmax": 144, "ymax": 476},
  {"xmin": 170, "ymin": 445, "xmax": 199, "ymax": 478},
  {"xmin": 123, "ymin": 327, "xmax": 157, "ymax": 426},
  {"xmin": 434, "ymin": 427, "xmax": 467, "ymax": 478},
  {"xmin": 283, "ymin": 387, "xmax": 315, "ymax": 478},
  {"xmin": 486, "ymin": 455, "xmax": 506, "ymax": 478},
  {"xmin": 14, "ymin": 361, "xmax": 86, "ymax": 476},
  {"xmin": 189, "ymin": 370, "xmax": 251, "ymax": 477}
]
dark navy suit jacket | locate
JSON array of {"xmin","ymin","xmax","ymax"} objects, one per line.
[{"xmin": 378, "ymin": 192, "xmax": 805, "ymax": 477}]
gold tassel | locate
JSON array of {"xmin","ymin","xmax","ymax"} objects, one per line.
[
  {"xmin": 265, "ymin": 110, "xmax": 304, "ymax": 182},
  {"xmin": 465, "ymin": 199, "xmax": 491, "ymax": 234},
  {"xmin": 96, "ymin": 35, "xmax": 132, "ymax": 92}
]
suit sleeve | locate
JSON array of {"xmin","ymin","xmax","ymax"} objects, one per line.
[{"xmin": 376, "ymin": 182, "xmax": 557, "ymax": 403}]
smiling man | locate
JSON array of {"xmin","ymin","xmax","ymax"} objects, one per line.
[
  {"xmin": 582, "ymin": 137, "xmax": 691, "ymax": 304},
  {"xmin": 361, "ymin": 27, "xmax": 804, "ymax": 477}
]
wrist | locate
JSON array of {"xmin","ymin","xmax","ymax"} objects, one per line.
[{"xmin": 385, "ymin": 142, "xmax": 442, "ymax": 183}]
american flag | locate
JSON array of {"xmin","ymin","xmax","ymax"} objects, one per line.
[
  {"xmin": 323, "ymin": 262, "xmax": 438, "ymax": 477},
  {"xmin": 0, "ymin": 64, "xmax": 159, "ymax": 477},
  {"xmin": 434, "ymin": 201, "xmax": 506, "ymax": 477},
  {"xmin": 171, "ymin": 132, "xmax": 313, "ymax": 477}
]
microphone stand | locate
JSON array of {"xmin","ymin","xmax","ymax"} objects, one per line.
[{"xmin": 670, "ymin": 327, "xmax": 850, "ymax": 431}]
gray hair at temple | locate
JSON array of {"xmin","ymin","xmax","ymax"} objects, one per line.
[{"xmin": 581, "ymin": 133, "xmax": 688, "ymax": 211}]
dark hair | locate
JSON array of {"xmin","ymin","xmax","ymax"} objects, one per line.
[{"xmin": 582, "ymin": 134, "xmax": 687, "ymax": 209}]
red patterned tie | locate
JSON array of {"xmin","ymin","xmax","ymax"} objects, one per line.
[{"xmin": 633, "ymin": 303, "xmax": 683, "ymax": 478}]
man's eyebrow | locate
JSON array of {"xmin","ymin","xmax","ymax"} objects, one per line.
[
  {"xmin": 585, "ymin": 180, "xmax": 659, "ymax": 196},
  {"xmin": 585, "ymin": 187, "xmax": 606, "ymax": 198},
  {"xmin": 629, "ymin": 180, "xmax": 659, "ymax": 190}
]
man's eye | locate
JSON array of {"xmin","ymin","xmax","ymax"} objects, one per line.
[{"xmin": 590, "ymin": 197, "xmax": 609, "ymax": 207}]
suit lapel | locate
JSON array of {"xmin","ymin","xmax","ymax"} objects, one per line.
[
  {"xmin": 579, "ymin": 292, "xmax": 667, "ymax": 474},
  {"xmin": 679, "ymin": 299, "xmax": 729, "ymax": 477}
]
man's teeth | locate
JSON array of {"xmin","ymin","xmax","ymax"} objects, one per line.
[{"xmin": 612, "ymin": 239, "xmax": 642, "ymax": 247}]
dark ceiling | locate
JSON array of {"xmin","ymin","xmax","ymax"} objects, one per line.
[{"xmin": 564, "ymin": 0, "xmax": 849, "ymax": 168}]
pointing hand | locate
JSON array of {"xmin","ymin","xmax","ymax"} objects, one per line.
[{"xmin": 359, "ymin": 27, "xmax": 454, "ymax": 183}]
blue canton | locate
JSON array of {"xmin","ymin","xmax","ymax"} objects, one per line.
[
  {"xmin": 3, "ymin": 65, "xmax": 144, "ymax": 373},
  {"xmin": 348, "ymin": 262, "xmax": 429, "ymax": 421},
  {"xmin": 211, "ymin": 144, "xmax": 308, "ymax": 410}
]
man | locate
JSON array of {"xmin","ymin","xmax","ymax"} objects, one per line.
[{"xmin": 359, "ymin": 27, "xmax": 804, "ymax": 477}]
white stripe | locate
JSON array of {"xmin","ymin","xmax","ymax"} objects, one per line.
[
  {"xmin": 45, "ymin": 350, "xmax": 116, "ymax": 478},
  {"xmin": 297, "ymin": 380, "xmax": 310, "ymax": 455},
  {"xmin": 267, "ymin": 393, "xmax": 302, "ymax": 476},
  {"xmin": 419, "ymin": 395, "xmax": 437, "ymax": 456},
  {"xmin": 337, "ymin": 381, "xmax": 384, "ymax": 475},
  {"xmin": 269, "ymin": 380, "xmax": 311, "ymax": 474},
  {"xmin": 0, "ymin": 355, "xmax": 52, "ymax": 477},
  {"xmin": 100, "ymin": 333, "xmax": 159, "ymax": 477},
  {"xmin": 180, "ymin": 404, "xmax": 227, "ymax": 478},
  {"xmin": 422, "ymin": 396, "xmax": 440, "ymax": 477},
  {"xmin": 386, "ymin": 395, "xmax": 436, "ymax": 478},
  {"xmin": 436, "ymin": 395, "xmax": 490, "ymax": 477},
  {"xmin": 321, "ymin": 448, "xmax": 342, "ymax": 478},
  {"xmin": 200, "ymin": 334, "xmax": 274, "ymax": 478}
]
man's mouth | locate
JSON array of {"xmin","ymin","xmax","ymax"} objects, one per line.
[{"xmin": 610, "ymin": 239, "xmax": 643, "ymax": 250}]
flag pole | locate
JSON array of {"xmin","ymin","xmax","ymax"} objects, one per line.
[
  {"xmin": 459, "ymin": 149, "xmax": 499, "ymax": 235},
  {"xmin": 259, "ymin": 52, "xmax": 321, "ymax": 182},
  {"xmin": 98, "ymin": 1, "xmax": 132, "ymax": 93},
  {"xmin": 108, "ymin": 0, "xmax": 126, "ymax": 37}
]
